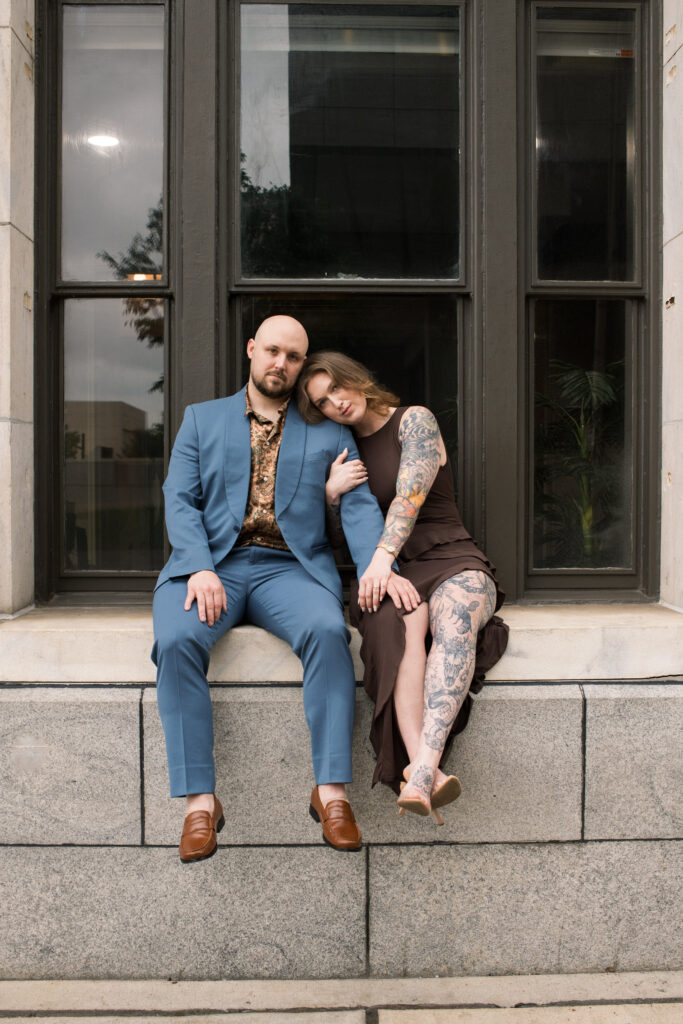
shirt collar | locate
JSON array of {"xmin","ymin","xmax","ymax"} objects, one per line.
[{"xmin": 244, "ymin": 387, "xmax": 291, "ymax": 427}]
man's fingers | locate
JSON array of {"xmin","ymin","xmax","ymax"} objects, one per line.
[
  {"xmin": 196, "ymin": 591, "xmax": 207, "ymax": 623},
  {"xmin": 184, "ymin": 587, "xmax": 195, "ymax": 611}
]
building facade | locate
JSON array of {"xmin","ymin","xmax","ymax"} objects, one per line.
[{"xmin": 0, "ymin": 0, "xmax": 681, "ymax": 982}]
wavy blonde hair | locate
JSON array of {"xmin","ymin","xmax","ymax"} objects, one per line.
[{"xmin": 297, "ymin": 351, "xmax": 400, "ymax": 424}]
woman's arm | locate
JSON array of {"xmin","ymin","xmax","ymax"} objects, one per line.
[
  {"xmin": 356, "ymin": 406, "xmax": 442, "ymax": 613},
  {"xmin": 325, "ymin": 447, "xmax": 368, "ymax": 548},
  {"xmin": 377, "ymin": 406, "xmax": 443, "ymax": 557}
]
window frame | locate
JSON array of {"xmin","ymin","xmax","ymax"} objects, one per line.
[{"xmin": 34, "ymin": 0, "xmax": 661, "ymax": 602}]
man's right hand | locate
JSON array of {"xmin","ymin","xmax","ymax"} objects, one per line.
[{"xmin": 185, "ymin": 570, "xmax": 227, "ymax": 625}]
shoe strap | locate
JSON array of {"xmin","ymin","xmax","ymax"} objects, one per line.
[
  {"xmin": 323, "ymin": 799, "xmax": 356, "ymax": 822},
  {"xmin": 181, "ymin": 810, "xmax": 215, "ymax": 836}
]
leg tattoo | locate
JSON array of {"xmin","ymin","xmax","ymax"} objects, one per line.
[{"xmin": 401, "ymin": 571, "xmax": 496, "ymax": 807}]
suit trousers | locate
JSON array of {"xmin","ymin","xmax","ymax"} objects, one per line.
[{"xmin": 151, "ymin": 546, "xmax": 356, "ymax": 797}]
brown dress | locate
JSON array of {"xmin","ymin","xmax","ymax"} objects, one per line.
[{"xmin": 349, "ymin": 408, "xmax": 509, "ymax": 793}]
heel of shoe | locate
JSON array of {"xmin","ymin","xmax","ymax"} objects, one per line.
[
  {"xmin": 432, "ymin": 808, "xmax": 445, "ymax": 826},
  {"xmin": 309, "ymin": 804, "xmax": 320, "ymax": 823}
]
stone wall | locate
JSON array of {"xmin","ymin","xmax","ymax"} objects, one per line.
[
  {"xmin": 0, "ymin": 613, "xmax": 681, "ymax": 979},
  {"xmin": 662, "ymin": 1, "xmax": 683, "ymax": 608},
  {"xmin": 0, "ymin": 0, "xmax": 34, "ymax": 615}
]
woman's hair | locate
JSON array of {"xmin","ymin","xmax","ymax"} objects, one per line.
[{"xmin": 297, "ymin": 350, "xmax": 400, "ymax": 424}]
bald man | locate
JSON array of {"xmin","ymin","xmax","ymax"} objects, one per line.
[{"xmin": 152, "ymin": 316, "xmax": 393, "ymax": 858}]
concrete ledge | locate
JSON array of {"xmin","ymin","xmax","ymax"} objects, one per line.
[
  {"xmin": 1, "ymin": 972, "xmax": 682, "ymax": 1013},
  {"xmin": 144, "ymin": 686, "xmax": 583, "ymax": 846},
  {"xmin": 369, "ymin": 841, "xmax": 683, "ymax": 977},
  {"xmin": 584, "ymin": 684, "xmax": 683, "ymax": 839},
  {"xmin": 1, "ymin": 603, "xmax": 683, "ymax": 683},
  {"xmin": 0, "ymin": 687, "xmax": 141, "ymax": 844},
  {"xmin": 1, "ymin": 842, "xmax": 679, "ymax": 979},
  {"xmin": 0, "ymin": 847, "xmax": 367, "ymax": 980}
]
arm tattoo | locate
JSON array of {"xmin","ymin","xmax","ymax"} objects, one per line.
[
  {"xmin": 378, "ymin": 406, "xmax": 442, "ymax": 555},
  {"xmin": 325, "ymin": 501, "xmax": 345, "ymax": 549}
]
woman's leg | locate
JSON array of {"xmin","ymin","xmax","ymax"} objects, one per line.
[
  {"xmin": 392, "ymin": 602, "xmax": 429, "ymax": 760},
  {"xmin": 401, "ymin": 570, "xmax": 496, "ymax": 807}
]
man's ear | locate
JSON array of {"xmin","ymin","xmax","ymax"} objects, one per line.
[{"xmin": 246, "ymin": 338, "xmax": 255, "ymax": 359}]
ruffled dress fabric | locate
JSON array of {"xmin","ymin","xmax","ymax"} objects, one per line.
[{"xmin": 349, "ymin": 408, "xmax": 509, "ymax": 794}]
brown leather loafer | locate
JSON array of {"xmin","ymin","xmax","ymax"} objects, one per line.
[
  {"xmin": 179, "ymin": 796, "xmax": 225, "ymax": 862},
  {"xmin": 309, "ymin": 786, "xmax": 362, "ymax": 852}
]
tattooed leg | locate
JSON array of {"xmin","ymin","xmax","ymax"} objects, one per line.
[{"xmin": 401, "ymin": 570, "xmax": 496, "ymax": 806}]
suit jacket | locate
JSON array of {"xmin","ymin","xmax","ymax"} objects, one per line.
[{"xmin": 155, "ymin": 387, "xmax": 386, "ymax": 602}]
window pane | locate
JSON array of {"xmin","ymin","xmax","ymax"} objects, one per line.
[
  {"xmin": 239, "ymin": 295, "xmax": 459, "ymax": 467},
  {"xmin": 61, "ymin": 5, "xmax": 164, "ymax": 282},
  {"xmin": 535, "ymin": 7, "xmax": 637, "ymax": 281},
  {"xmin": 532, "ymin": 299, "xmax": 632, "ymax": 569},
  {"xmin": 63, "ymin": 299, "xmax": 165, "ymax": 572},
  {"xmin": 240, "ymin": 4, "xmax": 461, "ymax": 279}
]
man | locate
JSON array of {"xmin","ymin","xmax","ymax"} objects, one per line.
[{"xmin": 152, "ymin": 315, "xmax": 413, "ymax": 860}]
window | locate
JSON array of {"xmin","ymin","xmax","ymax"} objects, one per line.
[{"xmin": 36, "ymin": 0, "xmax": 660, "ymax": 600}]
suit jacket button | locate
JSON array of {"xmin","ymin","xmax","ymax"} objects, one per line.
[{"xmin": 232, "ymin": 524, "xmax": 239, "ymax": 533}]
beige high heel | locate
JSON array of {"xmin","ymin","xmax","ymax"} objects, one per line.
[
  {"xmin": 431, "ymin": 774, "xmax": 462, "ymax": 810},
  {"xmin": 397, "ymin": 778, "xmax": 445, "ymax": 826}
]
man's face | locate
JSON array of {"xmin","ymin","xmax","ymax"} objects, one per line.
[{"xmin": 247, "ymin": 323, "xmax": 308, "ymax": 399}]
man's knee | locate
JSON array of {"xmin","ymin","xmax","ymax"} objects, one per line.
[{"xmin": 296, "ymin": 609, "xmax": 349, "ymax": 654}]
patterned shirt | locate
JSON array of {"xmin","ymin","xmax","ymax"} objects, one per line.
[{"xmin": 236, "ymin": 390, "xmax": 290, "ymax": 550}]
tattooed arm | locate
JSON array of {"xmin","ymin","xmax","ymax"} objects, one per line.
[
  {"xmin": 378, "ymin": 406, "xmax": 443, "ymax": 556},
  {"xmin": 357, "ymin": 406, "xmax": 443, "ymax": 613}
]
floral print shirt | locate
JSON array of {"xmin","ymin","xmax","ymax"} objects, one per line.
[{"xmin": 236, "ymin": 390, "xmax": 290, "ymax": 551}]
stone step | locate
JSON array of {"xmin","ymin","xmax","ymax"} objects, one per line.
[
  {"xmin": 2, "ymin": 973, "xmax": 682, "ymax": 1016},
  {"xmin": 1, "ymin": 684, "xmax": 681, "ymax": 846},
  {"xmin": 1, "ymin": 841, "xmax": 680, "ymax": 979}
]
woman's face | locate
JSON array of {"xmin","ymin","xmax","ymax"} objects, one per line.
[{"xmin": 305, "ymin": 371, "xmax": 367, "ymax": 426}]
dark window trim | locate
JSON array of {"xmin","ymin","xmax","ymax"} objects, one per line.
[{"xmin": 35, "ymin": 0, "xmax": 661, "ymax": 602}]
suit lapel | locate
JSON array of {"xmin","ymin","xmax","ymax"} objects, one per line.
[
  {"xmin": 223, "ymin": 387, "xmax": 252, "ymax": 525},
  {"xmin": 275, "ymin": 401, "xmax": 306, "ymax": 518}
]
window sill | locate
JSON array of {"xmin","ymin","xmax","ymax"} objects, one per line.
[{"xmin": 1, "ymin": 602, "xmax": 681, "ymax": 684}]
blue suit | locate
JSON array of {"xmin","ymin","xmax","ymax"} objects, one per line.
[{"xmin": 152, "ymin": 388, "xmax": 385, "ymax": 797}]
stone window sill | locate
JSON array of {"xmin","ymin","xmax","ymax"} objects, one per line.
[{"xmin": 1, "ymin": 603, "xmax": 681, "ymax": 683}]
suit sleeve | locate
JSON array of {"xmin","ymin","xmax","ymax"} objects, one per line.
[
  {"xmin": 162, "ymin": 405, "xmax": 215, "ymax": 578},
  {"xmin": 335, "ymin": 425, "xmax": 386, "ymax": 579}
]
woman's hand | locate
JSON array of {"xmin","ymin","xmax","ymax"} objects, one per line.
[
  {"xmin": 358, "ymin": 547, "xmax": 396, "ymax": 613},
  {"xmin": 386, "ymin": 574, "xmax": 421, "ymax": 612},
  {"xmin": 325, "ymin": 447, "xmax": 368, "ymax": 505}
]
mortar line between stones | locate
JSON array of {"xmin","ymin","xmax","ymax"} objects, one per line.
[
  {"xmin": 139, "ymin": 688, "xmax": 146, "ymax": 846},
  {"xmin": 365, "ymin": 842, "xmax": 370, "ymax": 976},
  {"xmin": 579, "ymin": 683, "xmax": 587, "ymax": 842},
  {"xmin": 1, "ymin": 837, "xmax": 678, "ymax": 849},
  {"xmin": 1, "ymin": 997, "xmax": 682, "ymax": 1017},
  {"xmin": 2, "ymin": 677, "xmax": 682, "ymax": 690}
]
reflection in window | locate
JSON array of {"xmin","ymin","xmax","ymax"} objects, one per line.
[
  {"xmin": 240, "ymin": 4, "xmax": 461, "ymax": 279},
  {"xmin": 61, "ymin": 5, "xmax": 164, "ymax": 281},
  {"xmin": 532, "ymin": 299, "xmax": 632, "ymax": 569},
  {"xmin": 63, "ymin": 299, "xmax": 165, "ymax": 571},
  {"xmin": 240, "ymin": 294, "xmax": 458, "ymax": 468},
  {"xmin": 535, "ymin": 7, "xmax": 637, "ymax": 281}
]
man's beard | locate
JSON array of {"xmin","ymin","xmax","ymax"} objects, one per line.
[{"xmin": 252, "ymin": 371, "xmax": 293, "ymax": 399}]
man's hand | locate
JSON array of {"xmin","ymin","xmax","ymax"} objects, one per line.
[{"xmin": 185, "ymin": 570, "xmax": 227, "ymax": 626}]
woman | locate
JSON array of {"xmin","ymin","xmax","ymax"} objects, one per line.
[{"xmin": 297, "ymin": 352, "xmax": 508, "ymax": 822}]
